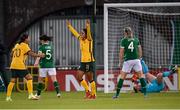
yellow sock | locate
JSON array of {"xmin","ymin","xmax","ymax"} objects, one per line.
[
  {"xmin": 7, "ymin": 82, "xmax": 15, "ymax": 97},
  {"xmin": 27, "ymin": 79, "xmax": 33, "ymax": 94},
  {"xmin": 90, "ymin": 81, "xmax": 96, "ymax": 96},
  {"xmin": 80, "ymin": 80, "xmax": 89, "ymax": 92}
]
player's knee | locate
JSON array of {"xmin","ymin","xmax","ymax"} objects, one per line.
[
  {"xmin": 120, "ymin": 71, "xmax": 126, "ymax": 79},
  {"xmin": 38, "ymin": 77, "xmax": 44, "ymax": 83},
  {"xmin": 86, "ymin": 72, "xmax": 93, "ymax": 81},
  {"xmin": 25, "ymin": 74, "xmax": 33, "ymax": 80},
  {"xmin": 10, "ymin": 78, "xmax": 16, "ymax": 83},
  {"xmin": 76, "ymin": 74, "xmax": 83, "ymax": 82},
  {"xmin": 76, "ymin": 70, "xmax": 84, "ymax": 81},
  {"xmin": 136, "ymin": 71, "xmax": 145, "ymax": 78},
  {"xmin": 50, "ymin": 75, "xmax": 57, "ymax": 82},
  {"xmin": 157, "ymin": 73, "xmax": 163, "ymax": 83}
]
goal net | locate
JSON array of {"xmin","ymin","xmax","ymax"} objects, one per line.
[{"xmin": 104, "ymin": 3, "xmax": 180, "ymax": 93}]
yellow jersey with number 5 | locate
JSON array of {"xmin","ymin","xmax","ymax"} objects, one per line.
[{"xmin": 10, "ymin": 43, "xmax": 31, "ymax": 69}]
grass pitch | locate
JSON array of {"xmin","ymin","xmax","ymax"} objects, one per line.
[{"xmin": 0, "ymin": 91, "xmax": 180, "ymax": 109}]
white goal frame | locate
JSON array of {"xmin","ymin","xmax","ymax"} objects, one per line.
[{"xmin": 104, "ymin": 2, "xmax": 180, "ymax": 93}]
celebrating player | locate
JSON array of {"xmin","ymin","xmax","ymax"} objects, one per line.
[
  {"xmin": 66, "ymin": 20, "xmax": 96, "ymax": 99},
  {"xmin": 133, "ymin": 59, "xmax": 178, "ymax": 93},
  {"xmin": 113, "ymin": 27, "xmax": 147, "ymax": 99},
  {"xmin": 6, "ymin": 34, "xmax": 44, "ymax": 101},
  {"xmin": 34, "ymin": 35, "xmax": 61, "ymax": 99}
]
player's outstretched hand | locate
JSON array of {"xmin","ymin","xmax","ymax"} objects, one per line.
[
  {"xmin": 66, "ymin": 20, "xmax": 71, "ymax": 26},
  {"xmin": 86, "ymin": 19, "xmax": 90, "ymax": 24},
  {"xmin": 86, "ymin": 19, "xmax": 90, "ymax": 27}
]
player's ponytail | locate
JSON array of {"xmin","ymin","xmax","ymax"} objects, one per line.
[
  {"xmin": 19, "ymin": 34, "xmax": 29, "ymax": 44},
  {"xmin": 124, "ymin": 27, "xmax": 132, "ymax": 34},
  {"xmin": 83, "ymin": 28, "xmax": 87, "ymax": 36}
]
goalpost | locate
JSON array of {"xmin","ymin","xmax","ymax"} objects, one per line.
[{"xmin": 104, "ymin": 3, "xmax": 180, "ymax": 93}]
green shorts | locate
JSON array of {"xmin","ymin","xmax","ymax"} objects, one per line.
[
  {"xmin": 79, "ymin": 61, "xmax": 95, "ymax": 73},
  {"xmin": 11, "ymin": 69, "xmax": 29, "ymax": 78}
]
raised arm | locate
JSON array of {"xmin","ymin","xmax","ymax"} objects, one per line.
[
  {"xmin": 86, "ymin": 20, "xmax": 92, "ymax": 40},
  {"xmin": 66, "ymin": 20, "xmax": 81, "ymax": 39}
]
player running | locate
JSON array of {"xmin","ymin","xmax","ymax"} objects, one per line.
[
  {"xmin": 6, "ymin": 34, "xmax": 44, "ymax": 101},
  {"xmin": 34, "ymin": 35, "xmax": 61, "ymax": 99},
  {"xmin": 133, "ymin": 59, "xmax": 178, "ymax": 93},
  {"xmin": 66, "ymin": 20, "xmax": 96, "ymax": 99},
  {"xmin": 113, "ymin": 27, "xmax": 147, "ymax": 99}
]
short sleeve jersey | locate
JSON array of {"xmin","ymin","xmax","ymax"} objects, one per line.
[
  {"xmin": 120, "ymin": 37, "xmax": 140, "ymax": 61},
  {"xmin": 10, "ymin": 43, "xmax": 31, "ymax": 69},
  {"xmin": 67, "ymin": 24, "xmax": 95, "ymax": 62},
  {"xmin": 79, "ymin": 39, "xmax": 95, "ymax": 62},
  {"xmin": 39, "ymin": 43, "xmax": 55, "ymax": 68}
]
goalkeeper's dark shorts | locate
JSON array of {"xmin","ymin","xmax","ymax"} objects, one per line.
[
  {"xmin": 79, "ymin": 61, "xmax": 95, "ymax": 73},
  {"xmin": 11, "ymin": 69, "xmax": 29, "ymax": 78}
]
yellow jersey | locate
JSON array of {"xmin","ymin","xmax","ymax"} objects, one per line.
[
  {"xmin": 10, "ymin": 43, "xmax": 31, "ymax": 69},
  {"xmin": 67, "ymin": 23, "xmax": 95, "ymax": 62}
]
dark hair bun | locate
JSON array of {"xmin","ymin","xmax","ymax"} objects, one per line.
[
  {"xmin": 124, "ymin": 27, "xmax": 132, "ymax": 33},
  {"xmin": 19, "ymin": 34, "xmax": 29, "ymax": 43},
  {"xmin": 40, "ymin": 35, "xmax": 51, "ymax": 41}
]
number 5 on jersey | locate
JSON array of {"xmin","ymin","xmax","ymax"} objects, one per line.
[{"xmin": 46, "ymin": 50, "xmax": 52, "ymax": 60}]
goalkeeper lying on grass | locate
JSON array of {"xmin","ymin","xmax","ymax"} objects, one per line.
[{"xmin": 132, "ymin": 59, "xmax": 178, "ymax": 93}]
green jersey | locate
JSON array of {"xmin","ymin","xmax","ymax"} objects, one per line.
[
  {"xmin": 39, "ymin": 43, "xmax": 55, "ymax": 68},
  {"xmin": 120, "ymin": 37, "xmax": 140, "ymax": 61}
]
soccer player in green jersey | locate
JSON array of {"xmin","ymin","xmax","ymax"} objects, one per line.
[
  {"xmin": 34, "ymin": 35, "xmax": 60, "ymax": 99},
  {"xmin": 113, "ymin": 27, "xmax": 147, "ymax": 99}
]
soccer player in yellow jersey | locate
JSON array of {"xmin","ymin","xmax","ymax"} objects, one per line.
[
  {"xmin": 6, "ymin": 34, "xmax": 44, "ymax": 101},
  {"xmin": 67, "ymin": 20, "xmax": 96, "ymax": 99}
]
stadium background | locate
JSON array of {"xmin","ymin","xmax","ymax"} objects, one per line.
[{"xmin": 0, "ymin": 0, "xmax": 179, "ymax": 92}]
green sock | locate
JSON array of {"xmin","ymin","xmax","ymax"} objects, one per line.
[
  {"xmin": 139, "ymin": 78, "xmax": 147, "ymax": 96},
  {"xmin": 53, "ymin": 81, "xmax": 60, "ymax": 94},
  {"xmin": 115, "ymin": 79, "xmax": 124, "ymax": 96},
  {"xmin": 37, "ymin": 83, "xmax": 43, "ymax": 96}
]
